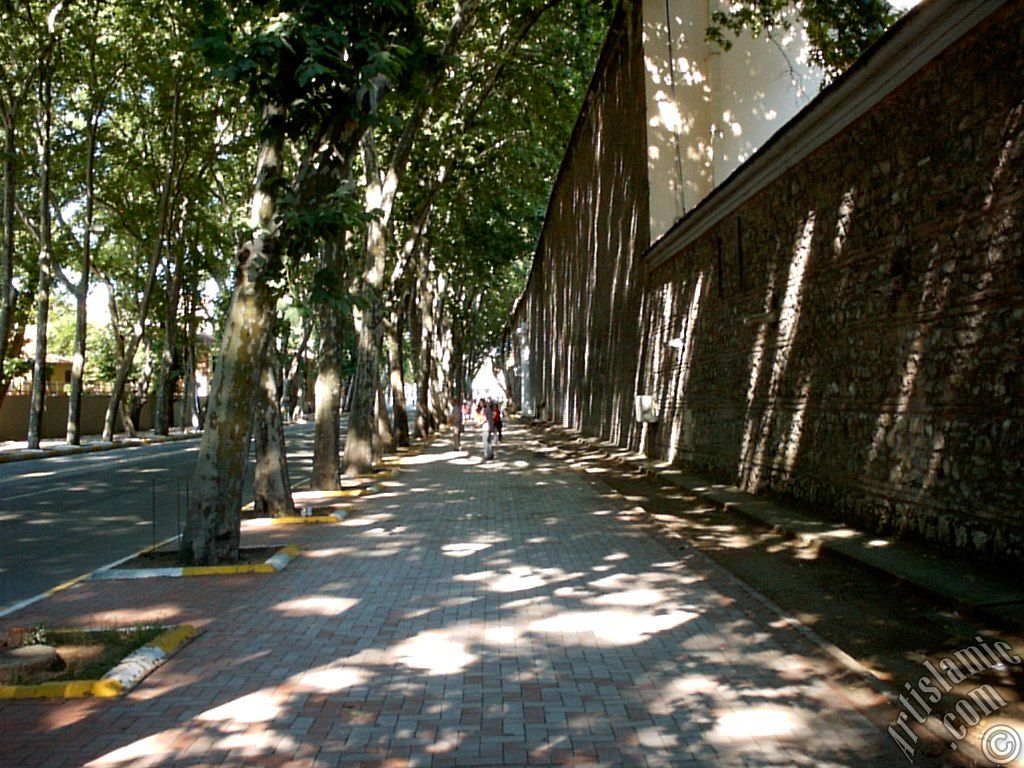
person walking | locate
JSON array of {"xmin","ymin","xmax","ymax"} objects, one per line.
[
  {"xmin": 448, "ymin": 400, "xmax": 464, "ymax": 450},
  {"xmin": 492, "ymin": 399, "xmax": 503, "ymax": 442},
  {"xmin": 476, "ymin": 399, "xmax": 495, "ymax": 460}
]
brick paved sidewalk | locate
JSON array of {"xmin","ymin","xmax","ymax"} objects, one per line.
[{"xmin": 0, "ymin": 426, "xmax": 907, "ymax": 767}]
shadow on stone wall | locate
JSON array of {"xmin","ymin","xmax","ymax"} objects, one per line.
[
  {"xmin": 510, "ymin": 0, "xmax": 650, "ymax": 450},
  {"xmin": 639, "ymin": 2, "xmax": 1023, "ymax": 559},
  {"xmin": 512, "ymin": 1, "xmax": 1023, "ymax": 561}
]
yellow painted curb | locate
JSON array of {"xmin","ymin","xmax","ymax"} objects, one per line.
[
  {"xmin": 293, "ymin": 488, "xmax": 368, "ymax": 499},
  {"xmin": 47, "ymin": 573, "xmax": 90, "ymax": 596},
  {"xmin": 0, "ymin": 680, "xmax": 96, "ymax": 699},
  {"xmin": 91, "ymin": 678, "xmax": 124, "ymax": 698},
  {"xmin": 266, "ymin": 515, "xmax": 340, "ymax": 525},
  {"xmin": 0, "ymin": 625, "xmax": 197, "ymax": 699},
  {"xmin": 93, "ymin": 544, "xmax": 297, "ymax": 581},
  {"xmin": 336, "ymin": 488, "xmax": 367, "ymax": 498},
  {"xmin": 182, "ymin": 564, "xmax": 261, "ymax": 576},
  {"xmin": 148, "ymin": 625, "xmax": 197, "ymax": 655},
  {"xmin": 180, "ymin": 545, "xmax": 297, "ymax": 576}
]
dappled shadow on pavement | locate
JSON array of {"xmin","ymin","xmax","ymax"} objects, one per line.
[
  {"xmin": 0, "ymin": 425, "xmax": 909, "ymax": 767},
  {"xmin": 525, "ymin": 420, "xmax": 1024, "ymax": 756}
]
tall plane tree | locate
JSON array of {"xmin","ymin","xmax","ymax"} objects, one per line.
[{"xmin": 182, "ymin": 0, "xmax": 420, "ymax": 565}]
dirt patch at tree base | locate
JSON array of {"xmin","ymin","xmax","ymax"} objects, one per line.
[{"xmin": 0, "ymin": 626, "xmax": 162, "ymax": 686}]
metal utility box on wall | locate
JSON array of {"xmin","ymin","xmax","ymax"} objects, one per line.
[{"xmin": 634, "ymin": 394, "xmax": 658, "ymax": 423}]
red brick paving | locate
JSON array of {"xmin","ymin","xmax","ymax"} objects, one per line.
[{"xmin": 0, "ymin": 428, "xmax": 906, "ymax": 767}]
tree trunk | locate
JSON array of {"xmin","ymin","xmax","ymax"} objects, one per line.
[
  {"xmin": 26, "ymin": 262, "xmax": 51, "ymax": 449},
  {"xmin": 154, "ymin": 245, "xmax": 183, "ymax": 435},
  {"xmin": 283, "ymin": 318, "xmax": 311, "ymax": 423},
  {"xmin": 311, "ymin": 321, "xmax": 343, "ymax": 487},
  {"xmin": 450, "ymin": 332, "xmax": 464, "ymax": 420},
  {"xmin": 430, "ymin": 280, "xmax": 453, "ymax": 427},
  {"xmin": 408, "ymin": 294, "xmax": 424, "ymax": 438},
  {"xmin": 181, "ymin": 341, "xmax": 194, "ymax": 428},
  {"xmin": 376, "ymin": 379, "xmax": 394, "ymax": 454},
  {"xmin": 417, "ymin": 339, "xmax": 432, "ymax": 437},
  {"xmin": 499, "ymin": 335, "xmax": 520, "ymax": 413},
  {"xmin": 291, "ymin": 318, "xmax": 313, "ymax": 422},
  {"xmin": 416, "ymin": 255, "xmax": 437, "ymax": 436},
  {"xmin": 66, "ymin": 115, "xmax": 98, "ymax": 444},
  {"xmin": 66, "ymin": 283, "xmax": 89, "ymax": 443},
  {"xmin": 0, "ymin": 124, "xmax": 17, "ymax": 399},
  {"xmin": 103, "ymin": 281, "xmax": 136, "ymax": 438},
  {"xmin": 119, "ymin": 397, "xmax": 135, "ymax": 437},
  {"xmin": 343, "ymin": 307, "xmax": 379, "ymax": 475},
  {"xmin": 291, "ymin": 368, "xmax": 307, "ymax": 422},
  {"xmin": 101, "ymin": 257, "xmax": 160, "ymax": 441},
  {"xmin": 430, "ymin": 332, "xmax": 450, "ymax": 428},
  {"xmin": 311, "ymin": 241, "xmax": 344, "ymax": 490},
  {"xmin": 102, "ymin": 86, "xmax": 180, "ymax": 441},
  {"xmin": 387, "ymin": 306, "xmax": 410, "ymax": 446},
  {"xmin": 180, "ymin": 299, "xmax": 198, "ymax": 429},
  {"xmin": 182, "ymin": 239, "xmax": 276, "ymax": 563},
  {"xmin": 343, "ymin": 132, "xmax": 390, "ymax": 476},
  {"xmin": 27, "ymin": 71, "xmax": 53, "ymax": 450},
  {"xmin": 279, "ymin": 319, "xmax": 292, "ymax": 421},
  {"xmin": 253, "ymin": 335, "xmax": 294, "ymax": 517},
  {"xmin": 181, "ymin": 117, "xmax": 282, "ymax": 566}
]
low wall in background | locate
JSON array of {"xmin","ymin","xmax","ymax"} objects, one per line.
[{"xmin": 0, "ymin": 394, "xmax": 184, "ymax": 441}]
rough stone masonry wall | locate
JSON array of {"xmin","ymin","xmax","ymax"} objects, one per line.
[
  {"xmin": 640, "ymin": 1, "xmax": 1024, "ymax": 559},
  {"xmin": 511, "ymin": 0, "xmax": 649, "ymax": 446}
]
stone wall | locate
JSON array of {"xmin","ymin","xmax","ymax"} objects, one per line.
[
  {"xmin": 638, "ymin": 0, "xmax": 1023, "ymax": 559},
  {"xmin": 510, "ymin": 0, "xmax": 650, "ymax": 446},
  {"xmin": 511, "ymin": 0, "xmax": 1024, "ymax": 560}
]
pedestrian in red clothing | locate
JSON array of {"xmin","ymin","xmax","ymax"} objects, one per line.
[{"xmin": 492, "ymin": 400, "xmax": 503, "ymax": 442}]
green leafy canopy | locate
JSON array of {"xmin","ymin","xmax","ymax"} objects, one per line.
[
  {"xmin": 706, "ymin": 0, "xmax": 903, "ymax": 79},
  {"xmin": 190, "ymin": 0, "xmax": 425, "ymax": 139}
]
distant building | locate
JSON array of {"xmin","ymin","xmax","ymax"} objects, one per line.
[{"xmin": 7, "ymin": 326, "xmax": 74, "ymax": 396}]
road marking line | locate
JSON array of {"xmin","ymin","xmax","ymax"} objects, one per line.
[{"xmin": 0, "ymin": 535, "xmax": 180, "ymax": 619}]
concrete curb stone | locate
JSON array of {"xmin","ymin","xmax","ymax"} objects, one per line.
[
  {"xmin": 0, "ymin": 430, "xmax": 202, "ymax": 465},
  {"xmin": 89, "ymin": 544, "xmax": 300, "ymax": 581}
]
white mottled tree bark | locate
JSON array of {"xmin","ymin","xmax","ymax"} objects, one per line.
[
  {"xmin": 26, "ymin": 66, "xmax": 53, "ymax": 450},
  {"xmin": 386, "ymin": 306, "xmax": 410, "ymax": 446},
  {"xmin": 376, "ymin": 378, "xmax": 394, "ymax": 455},
  {"xmin": 343, "ymin": 312, "xmax": 378, "ymax": 476},
  {"xmin": 253, "ymin": 335, "xmax": 294, "ymax": 518},
  {"xmin": 181, "ymin": 119, "xmax": 282, "ymax": 565},
  {"xmin": 311, "ymin": 240, "xmax": 345, "ymax": 489}
]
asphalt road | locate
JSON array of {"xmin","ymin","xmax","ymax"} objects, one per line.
[{"xmin": 0, "ymin": 421, "xmax": 319, "ymax": 612}]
